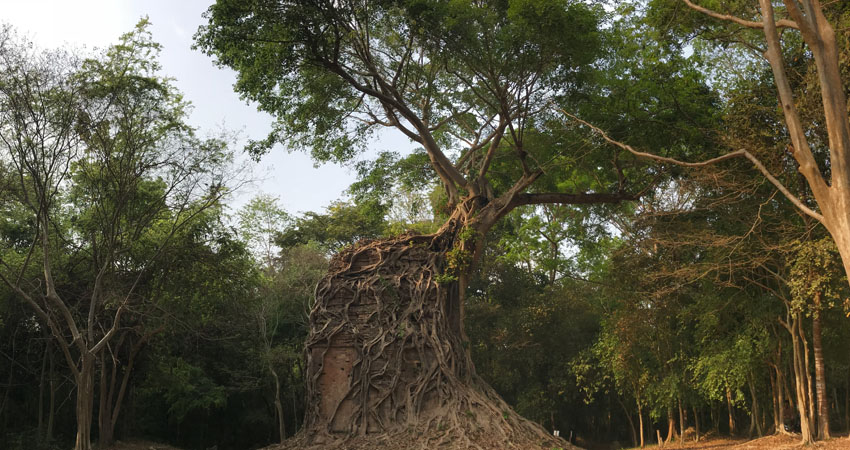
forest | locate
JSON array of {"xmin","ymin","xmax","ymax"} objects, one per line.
[{"xmin": 2, "ymin": 1, "xmax": 850, "ymax": 450}]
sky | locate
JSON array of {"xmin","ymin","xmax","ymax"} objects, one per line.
[{"xmin": 1, "ymin": 0, "xmax": 412, "ymax": 214}]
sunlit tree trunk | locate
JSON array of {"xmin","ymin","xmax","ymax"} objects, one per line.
[
  {"xmin": 785, "ymin": 311, "xmax": 814, "ymax": 444},
  {"xmin": 665, "ymin": 405, "xmax": 678, "ymax": 443},
  {"xmin": 725, "ymin": 386, "xmax": 736, "ymax": 435},
  {"xmin": 813, "ymin": 292, "xmax": 830, "ymax": 439},
  {"xmin": 637, "ymin": 400, "xmax": 645, "ymax": 448}
]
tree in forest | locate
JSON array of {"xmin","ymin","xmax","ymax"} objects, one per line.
[
  {"xmin": 239, "ymin": 195, "xmax": 329, "ymax": 442},
  {"xmin": 789, "ymin": 238, "xmax": 846, "ymax": 440},
  {"xmin": 0, "ymin": 22, "xmax": 236, "ymax": 450},
  {"xmin": 570, "ymin": 1, "xmax": 850, "ymax": 443},
  {"xmin": 194, "ymin": 0, "xmax": 691, "ymax": 446},
  {"xmin": 588, "ymin": 1, "xmax": 850, "ymax": 316}
]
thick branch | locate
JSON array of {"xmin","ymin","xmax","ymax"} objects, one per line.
[
  {"xmin": 511, "ymin": 191, "xmax": 639, "ymax": 207},
  {"xmin": 564, "ymin": 111, "xmax": 825, "ymax": 223},
  {"xmin": 682, "ymin": 0, "xmax": 798, "ymax": 30}
]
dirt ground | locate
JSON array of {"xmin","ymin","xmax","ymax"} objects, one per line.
[
  {"xmin": 617, "ymin": 433, "xmax": 850, "ymax": 450},
  {"xmin": 101, "ymin": 440, "xmax": 183, "ymax": 450},
  {"xmin": 102, "ymin": 434, "xmax": 850, "ymax": 450}
]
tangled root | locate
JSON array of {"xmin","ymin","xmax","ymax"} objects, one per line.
[{"xmin": 280, "ymin": 231, "xmax": 575, "ymax": 450}]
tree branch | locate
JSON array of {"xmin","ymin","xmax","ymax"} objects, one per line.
[
  {"xmin": 511, "ymin": 191, "xmax": 639, "ymax": 207},
  {"xmin": 682, "ymin": 0, "xmax": 798, "ymax": 30},
  {"xmin": 563, "ymin": 111, "xmax": 825, "ymax": 223}
]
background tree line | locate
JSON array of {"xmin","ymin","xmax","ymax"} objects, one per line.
[{"xmin": 3, "ymin": 0, "xmax": 850, "ymax": 449}]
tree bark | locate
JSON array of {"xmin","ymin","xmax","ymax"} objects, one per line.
[
  {"xmin": 47, "ymin": 347, "xmax": 55, "ymax": 440},
  {"xmin": 845, "ymin": 368, "xmax": 849, "ymax": 431},
  {"xmin": 38, "ymin": 339, "xmax": 48, "ymax": 438},
  {"xmin": 786, "ymin": 311, "xmax": 814, "ymax": 444},
  {"xmin": 665, "ymin": 405, "xmax": 678, "ymax": 444},
  {"xmin": 638, "ymin": 401, "xmax": 645, "ymax": 448},
  {"xmin": 748, "ymin": 376, "xmax": 762, "ymax": 437},
  {"xmin": 812, "ymin": 292, "xmax": 830, "ymax": 439},
  {"xmin": 770, "ymin": 362, "xmax": 785, "ymax": 434},
  {"xmin": 801, "ymin": 318, "xmax": 816, "ymax": 433},
  {"xmin": 693, "ymin": 405, "xmax": 700, "ymax": 442},
  {"xmin": 271, "ymin": 365, "xmax": 286, "ymax": 442},
  {"xmin": 726, "ymin": 385, "xmax": 736, "ymax": 435},
  {"xmin": 74, "ymin": 355, "xmax": 95, "ymax": 450}
]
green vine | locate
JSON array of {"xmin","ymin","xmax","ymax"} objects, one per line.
[{"xmin": 436, "ymin": 226, "xmax": 479, "ymax": 284}]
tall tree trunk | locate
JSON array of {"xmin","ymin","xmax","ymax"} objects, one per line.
[
  {"xmin": 832, "ymin": 387, "xmax": 839, "ymax": 424},
  {"xmin": 812, "ymin": 292, "xmax": 830, "ymax": 439},
  {"xmin": 271, "ymin": 365, "xmax": 286, "ymax": 442},
  {"xmin": 74, "ymin": 355, "xmax": 95, "ymax": 450},
  {"xmin": 678, "ymin": 398, "xmax": 685, "ymax": 442},
  {"xmin": 693, "ymin": 405, "xmax": 700, "ymax": 443},
  {"xmin": 98, "ymin": 328, "xmax": 156, "ymax": 447},
  {"xmin": 787, "ymin": 312, "xmax": 814, "ymax": 444},
  {"xmin": 298, "ymin": 230, "xmax": 567, "ymax": 448},
  {"xmin": 38, "ymin": 339, "xmax": 49, "ymax": 438},
  {"xmin": 771, "ymin": 363, "xmax": 785, "ymax": 434},
  {"xmin": 637, "ymin": 400, "xmax": 645, "ymax": 448},
  {"xmin": 291, "ymin": 382, "xmax": 299, "ymax": 434},
  {"xmin": 99, "ymin": 353, "xmax": 111, "ymax": 447},
  {"xmin": 845, "ymin": 369, "xmax": 849, "ymax": 431},
  {"xmin": 616, "ymin": 395, "xmax": 637, "ymax": 447},
  {"xmin": 665, "ymin": 405, "xmax": 678, "ymax": 444},
  {"xmin": 47, "ymin": 347, "xmax": 55, "ymax": 440},
  {"xmin": 726, "ymin": 385, "xmax": 736, "ymax": 435},
  {"xmin": 748, "ymin": 376, "xmax": 762, "ymax": 437},
  {"xmin": 801, "ymin": 318, "xmax": 816, "ymax": 432}
]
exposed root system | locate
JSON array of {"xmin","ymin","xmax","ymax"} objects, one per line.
[{"xmin": 279, "ymin": 231, "xmax": 575, "ymax": 449}]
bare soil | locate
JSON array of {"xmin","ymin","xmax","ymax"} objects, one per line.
[
  {"xmin": 100, "ymin": 440, "xmax": 183, "ymax": 450},
  {"xmin": 618, "ymin": 432, "xmax": 850, "ymax": 450}
]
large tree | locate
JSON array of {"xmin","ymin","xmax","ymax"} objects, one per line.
[
  {"xmin": 196, "ymin": 1, "xmax": 714, "ymax": 447},
  {"xmin": 577, "ymin": 0, "xmax": 850, "ymax": 442},
  {"xmin": 0, "ymin": 22, "xmax": 234, "ymax": 450}
]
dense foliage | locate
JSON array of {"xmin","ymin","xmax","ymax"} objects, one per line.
[{"xmin": 3, "ymin": 1, "xmax": 850, "ymax": 449}]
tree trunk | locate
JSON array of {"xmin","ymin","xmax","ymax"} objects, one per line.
[
  {"xmin": 726, "ymin": 386, "xmax": 736, "ymax": 435},
  {"xmin": 801, "ymin": 318, "xmax": 816, "ymax": 433},
  {"xmin": 845, "ymin": 368, "xmax": 849, "ymax": 431},
  {"xmin": 75, "ymin": 355, "xmax": 95, "ymax": 450},
  {"xmin": 832, "ymin": 387, "xmax": 839, "ymax": 424},
  {"xmin": 693, "ymin": 405, "xmax": 700, "ymax": 442},
  {"xmin": 99, "ymin": 353, "xmax": 112, "ymax": 447},
  {"xmin": 47, "ymin": 347, "xmax": 55, "ymax": 440},
  {"xmin": 665, "ymin": 405, "xmax": 678, "ymax": 444},
  {"xmin": 638, "ymin": 400, "xmax": 645, "ymax": 448},
  {"xmin": 271, "ymin": 365, "xmax": 286, "ymax": 442},
  {"xmin": 789, "ymin": 312, "xmax": 814, "ymax": 444},
  {"xmin": 295, "ymin": 231, "xmax": 569, "ymax": 448},
  {"xmin": 616, "ymin": 395, "xmax": 637, "ymax": 447},
  {"xmin": 748, "ymin": 376, "xmax": 762, "ymax": 437},
  {"xmin": 38, "ymin": 339, "xmax": 48, "ymax": 438},
  {"xmin": 813, "ymin": 293, "xmax": 830, "ymax": 439},
  {"xmin": 771, "ymin": 363, "xmax": 785, "ymax": 434},
  {"xmin": 678, "ymin": 398, "xmax": 685, "ymax": 443},
  {"xmin": 711, "ymin": 401, "xmax": 719, "ymax": 433}
]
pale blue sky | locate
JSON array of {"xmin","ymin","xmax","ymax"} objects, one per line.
[{"xmin": 2, "ymin": 0, "xmax": 412, "ymax": 214}]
